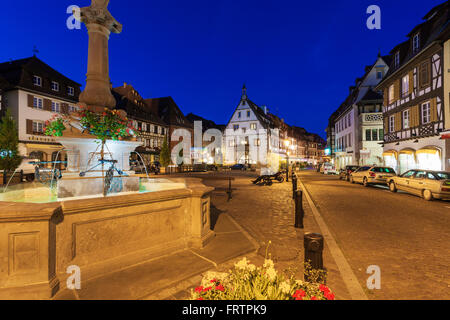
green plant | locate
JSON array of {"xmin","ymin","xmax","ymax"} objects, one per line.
[
  {"xmin": 44, "ymin": 116, "xmax": 66, "ymax": 137},
  {"xmin": 190, "ymin": 257, "xmax": 334, "ymax": 301},
  {"xmin": 160, "ymin": 136, "xmax": 171, "ymax": 167},
  {"xmin": 0, "ymin": 110, "xmax": 22, "ymax": 173}
]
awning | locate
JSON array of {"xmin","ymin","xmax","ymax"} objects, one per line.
[
  {"xmin": 399, "ymin": 150, "xmax": 415, "ymax": 155},
  {"xmin": 416, "ymin": 148, "xmax": 440, "ymax": 156},
  {"xmin": 382, "ymin": 150, "xmax": 398, "ymax": 159}
]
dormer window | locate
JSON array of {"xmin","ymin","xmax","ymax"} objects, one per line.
[
  {"xmin": 394, "ymin": 51, "xmax": 400, "ymax": 67},
  {"xmin": 33, "ymin": 75, "xmax": 42, "ymax": 87},
  {"xmin": 51, "ymin": 81, "xmax": 59, "ymax": 92},
  {"xmin": 413, "ymin": 33, "xmax": 420, "ymax": 54},
  {"xmin": 67, "ymin": 86, "xmax": 75, "ymax": 96}
]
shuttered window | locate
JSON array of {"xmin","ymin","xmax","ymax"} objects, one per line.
[
  {"xmin": 419, "ymin": 61, "xmax": 430, "ymax": 88},
  {"xmin": 421, "ymin": 102, "xmax": 431, "ymax": 124}
]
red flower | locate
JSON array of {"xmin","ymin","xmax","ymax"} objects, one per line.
[
  {"xmin": 324, "ymin": 292, "xmax": 335, "ymax": 300},
  {"xmin": 215, "ymin": 285, "xmax": 225, "ymax": 292},
  {"xmin": 319, "ymin": 284, "xmax": 330, "ymax": 293},
  {"xmin": 196, "ymin": 297, "xmax": 204, "ymax": 300},
  {"xmin": 203, "ymin": 287, "xmax": 212, "ymax": 292},
  {"xmin": 195, "ymin": 286, "xmax": 203, "ymax": 293},
  {"xmin": 293, "ymin": 289, "xmax": 306, "ymax": 300},
  {"xmin": 210, "ymin": 279, "xmax": 217, "ymax": 284}
]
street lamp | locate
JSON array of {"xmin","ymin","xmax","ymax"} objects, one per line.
[{"xmin": 284, "ymin": 140, "xmax": 291, "ymax": 182}]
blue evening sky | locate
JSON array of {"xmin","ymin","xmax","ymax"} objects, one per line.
[{"xmin": 1, "ymin": 0, "xmax": 445, "ymax": 137}]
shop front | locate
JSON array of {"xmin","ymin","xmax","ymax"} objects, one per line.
[
  {"xmin": 383, "ymin": 150, "xmax": 398, "ymax": 173},
  {"xmin": 398, "ymin": 149, "xmax": 416, "ymax": 175},
  {"xmin": 416, "ymin": 147, "xmax": 442, "ymax": 171}
]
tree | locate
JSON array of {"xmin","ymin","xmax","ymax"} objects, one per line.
[
  {"xmin": 160, "ymin": 136, "xmax": 171, "ymax": 167},
  {"xmin": 0, "ymin": 109, "xmax": 22, "ymax": 173}
]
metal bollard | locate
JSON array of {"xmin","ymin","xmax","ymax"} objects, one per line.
[
  {"xmin": 304, "ymin": 233, "xmax": 324, "ymax": 281},
  {"xmin": 292, "ymin": 175, "xmax": 298, "ymax": 199},
  {"xmin": 294, "ymin": 190, "xmax": 304, "ymax": 229}
]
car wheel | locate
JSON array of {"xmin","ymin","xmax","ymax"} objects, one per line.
[
  {"xmin": 423, "ymin": 189, "xmax": 433, "ymax": 201},
  {"xmin": 363, "ymin": 177, "xmax": 369, "ymax": 187},
  {"xmin": 26, "ymin": 175, "xmax": 35, "ymax": 182},
  {"xmin": 389, "ymin": 181, "xmax": 397, "ymax": 193}
]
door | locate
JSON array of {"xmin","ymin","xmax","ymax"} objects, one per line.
[
  {"xmin": 397, "ymin": 170, "xmax": 416, "ymax": 191},
  {"xmin": 409, "ymin": 171, "xmax": 427, "ymax": 196}
]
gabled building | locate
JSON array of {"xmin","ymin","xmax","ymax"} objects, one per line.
[
  {"xmin": 223, "ymin": 85, "xmax": 279, "ymax": 166},
  {"xmin": 375, "ymin": 1, "xmax": 450, "ymax": 173},
  {"xmin": 332, "ymin": 54, "xmax": 390, "ymax": 169},
  {"xmin": 112, "ymin": 83, "xmax": 168, "ymax": 164},
  {"xmin": 0, "ymin": 56, "xmax": 81, "ymax": 164},
  {"xmin": 144, "ymin": 96, "xmax": 194, "ymax": 160}
]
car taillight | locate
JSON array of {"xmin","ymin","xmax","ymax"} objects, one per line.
[
  {"xmin": 442, "ymin": 187, "xmax": 450, "ymax": 192},
  {"xmin": 369, "ymin": 172, "xmax": 376, "ymax": 178}
]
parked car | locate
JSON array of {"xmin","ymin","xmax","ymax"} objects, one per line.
[
  {"xmin": 193, "ymin": 163, "xmax": 218, "ymax": 172},
  {"xmin": 387, "ymin": 170, "xmax": 450, "ymax": 201},
  {"xmin": 230, "ymin": 164, "xmax": 248, "ymax": 171},
  {"xmin": 320, "ymin": 163, "xmax": 337, "ymax": 175},
  {"xmin": 17, "ymin": 158, "xmax": 40, "ymax": 182},
  {"xmin": 339, "ymin": 165, "xmax": 360, "ymax": 181},
  {"xmin": 350, "ymin": 166, "xmax": 396, "ymax": 187}
]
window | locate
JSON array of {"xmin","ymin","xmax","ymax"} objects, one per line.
[
  {"xmin": 419, "ymin": 61, "xmax": 430, "ymax": 88},
  {"xmin": 51, "ymin": 101, "xmax": 60, "ymax": 113},
  {"xmin": 427, "ymin": 173, "xmax": 437, "ymax": 180},
  {"xmin": 403, "ymin": 109, "xmax": 410, "ymax": 129},
  {"xmin": 401, "ymin": 75, "xmax": 409, "ymax": 98},
  {"xmin": 254, "ymin": 139, "xmax": 261, "ymax": 146},
  {"xmin": 366, "ymin": 129, "xmax": 372, "ymax": 141},
  {"xmin": 401, "ymin": 170, "xmax": 416, "ymax": 178},
  {"xmin": 389, "ymin": 84, "xmax": 395, "ymax": 104},
  {"xmin": 154, "ymin": 126, "xmax": 159, "ymax": 134},
  {"xmin": 69, "ymin": 105, "xmax": 77, "ymax": 113},
  {"xmin": 233, "ymin": 124, "xmax": 239, "ymax": 131},
  {"xmin": 51, "ymin": 81, "xmax": 59, "ymax": 92},
  {"xmin": 347, "ymin": 114, "xmax": 351, "ymax": 127},
  {"xmin": 33, "ymin": 75, "xmax": 42, "ymax": 87},
  {"xmin": 389, "ymin": 115, "xmax": 395, "ymax": 133},
  {"xmin": 238, "ymin": 112, "xmax": 241, "ymax": 118},
  {"xmin": 33, "ymin": 97, "xmax": 43, "ymax": 109},
  {"xmin": 421, "ymin": 102, "xmax": 431, "ymax": 124},
  {"xmin": 229, "ymin": 140, "xmax": 235, "ymax": 147},
  {"xmin": 247, "ymin": 111, "xmax": 250, "ymax": 117},
  {"xmin": 372, "ymin": 129, "xmax": 378, "ymax": 141},
  {"xmin": 250, "ymin": 123, "xmax": 257, "ymax": 130},
  {"xmin": 412, "ymin": 34, "xmax": 420, "ymax": 54},
  {"xmin": 32, "ymin": 121, "xmax": 44, "ymax": 133},
  {"xmin": 376, "ymin": 71, "xmax": 383, "ymax": 79},
  {"xmin": 67, "ymin": 86, "xmax": 75, "ymax": 96},
  {"xmin": 394, "ymin": 51, "xmax": 400, "ymax": 67},
  {"xmin": 379, "ymin": 129, "xmax": 384, "ymax": 140},
  {"xmin": 242, "ymin": 128, "xmax": 246, "ymax": 134}
]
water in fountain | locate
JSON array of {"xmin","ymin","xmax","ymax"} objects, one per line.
[
  {"xmin": 131, "ymin": 151, "xmax": 150, "ymax": 180},
  {"xmin": 2, "ymin": 168, "xmax": 21, "ymax": 193}
]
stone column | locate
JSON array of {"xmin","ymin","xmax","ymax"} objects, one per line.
[{"xmin": 78, "ymin": 0, "xmax": 122, "ymax": 113}]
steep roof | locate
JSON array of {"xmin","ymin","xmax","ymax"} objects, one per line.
[
  {"xmin": 144, "ymin": 97, "xmax": 193, "ymax": 129},
  {"xmin": 186, "ymin": 113, "xmax": 225, "ymax": 132}
]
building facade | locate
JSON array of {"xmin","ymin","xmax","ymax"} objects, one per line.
[
  {"xmin": 376, "ymin": 2, "xmax": 449, "ymax": 174},
  {"xmin": 113, "ymin": 83, "xmax": 168, "ymax": 164},
  {"xmin": 0, "ymin": 56, "xmax": 81, "ymax": 165},
  {"xmin": 332, "ymin": 55, "xmax": 390, "ymax": 170}
]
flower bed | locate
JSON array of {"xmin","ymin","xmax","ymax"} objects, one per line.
[{"xmin": 190, "ymin": 258, "xmax": 335, "ymax": 301}]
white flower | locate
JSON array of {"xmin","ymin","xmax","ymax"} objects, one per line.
[
  {"xmin": 235, "ymin": 257, "xmax": 249, "ymax": 270},
  {"xmin": 265, "ymin": 266, "xmax": 277, "ymax": 281},
  {"xmin": 279, "ymin": 281, "xmax": 291, "ymax": 294},
  {"xmin": 263, "ymin": 259, "xmax": 274, "ymax": 269}
]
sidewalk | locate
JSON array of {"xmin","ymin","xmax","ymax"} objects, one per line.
[{"xmin": 54, "ymin": 212, "xmax": 257, "ymax": 300}]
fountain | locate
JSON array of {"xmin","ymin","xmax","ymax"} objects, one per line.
[{"xmin": 0, "ymin": 0, "xmax": 215, "ymax": 300}]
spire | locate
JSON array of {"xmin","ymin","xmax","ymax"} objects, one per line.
[{"xmin": 242, "ymin": 83, "xmax": 247, "ymax": 100}]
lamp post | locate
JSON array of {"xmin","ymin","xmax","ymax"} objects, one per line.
[{"xmin": 284, "ymin": 139, "xmax": 291, "ymax": 182}]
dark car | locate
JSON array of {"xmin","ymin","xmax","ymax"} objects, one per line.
[
  {"xmin": 230, "ymin": 164, "xmax": 247, "ymax": 171},
  {"xmin": 339, "ymin": 165, "xmax": 360, "ymax": 181},
  {"xmin": 193, "ymin": 163, "xmax": 218, "ymax": 172}
]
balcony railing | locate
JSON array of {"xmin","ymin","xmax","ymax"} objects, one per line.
[{"xmin": 360, "ymin": 113, "xmax": 383, "ymax": 123}]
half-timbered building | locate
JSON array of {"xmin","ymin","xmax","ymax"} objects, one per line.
[{"xmin": 375, "ymin": 2, "xmax": 450, "ymax": 173}]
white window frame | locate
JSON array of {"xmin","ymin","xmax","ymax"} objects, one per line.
[
  {"xmin": 32, "ymin": 121, "xmax": 44, "ymax": 133},
  {"xmin": 67, "ymin": 86, "xmax": 75, "ymax": 96},
  {"xmin": 413, "ymin": 34, "xmax": 420, "ymax": 53},
  {"xmin": 51, "ymin": 81, "xmax": 59, "ymax": 92},
  {"xmin": 250, "ymin": 123, "xmax": 257, "ymax": 130},
  {"xmin": 51, "ymin": 101, "xmax": 60, "ymax": 113},
  {"xmin": 403, "ymin": 109, "xmax": 410, "ymax": 129},
  {"xmin": 389, "ymin": 115, "xmax": 395, "ymax": 133},
  {"xmin": 33, "ymin": 97, "xmax": 43, "ymax": 109},
  {"xmin": 33, "ymin": 75, "xmax": 42, "ymax": 87},
  {"xmin": 389, "ymin": 84, "xmax": 395, "ymax": 104},
  {"xmin": 233, "ymin": 124, "xmax": 239, "ymax": 131},
  {"xmin": 394, "ymin": 51, "xmax": 400, "ymax": 67},
  {"xmin": 421, "ymin": 102, "xmax": 431, "ymax": 124},
  {"xmin": 401, "ymin": 75, "xmax": 409, "ymax": 98}
]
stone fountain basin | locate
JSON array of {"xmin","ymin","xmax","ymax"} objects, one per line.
[{"xmin": 0, "ymin": 178, "xmax": 215, "ymax": 300}]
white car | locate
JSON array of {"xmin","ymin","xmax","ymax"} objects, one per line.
[
  {"xmin": 350, "ymin": 166, "xmax": 396, "ymax": 187},
  {"xmin": 321, "ymin": 163, "xmax": 337, "ymax": 175},
  {"xmin": 16, "ymin": 158, "xmax": 39, "ymax": 182}
]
